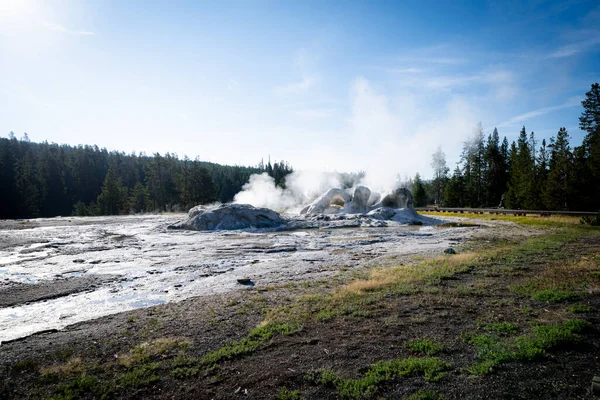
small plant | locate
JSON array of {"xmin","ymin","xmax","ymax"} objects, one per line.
[
  {"xmin": 118, "ymin": 363, "xmax": 160, "ymax": 388},
  {"xmin": 316, "ymin": 307, "xmax": 335, "ymax": 322},
  {"xmin": 479, "ymin": 322, "xmax": 518, "ymax": 336},
  {"xmin": 531, "ymin": 289, "xmax": 579, "ymax": 303},
  {"xmin": 408, "ymin": 338, "xmax": 445, "ymax": 355},
  {"xmin": 569, "ymin": 304, "xmax": 592, "ymax": 313},
  {"xmin": 118, "ymin": 337, "xmax": 190, "ymax": 367},
  {"xmin": 306, "ymin": 357, "xmax": 450, "ymax": 399},
  {"xmin": 51, "ymin": 374, "xmax": 114, "ymax": 400},
  {"xmin": 275, "ymin": 387, "xmax": 304, "ymax": 400},
  {"xmin": 464, "ymin": 319, "xmax": 589, "ymax": 375},
  {"xmin": 170, "ymin": 366, "xmax": 199, "ymax": 379},
  {"xmin": 226, "ymin": 299, "xmax": 240, "ymax": 307},
  {"xmin": 201, "ymin": 323, "xmax": 302, "ymax": 366},
  {"xmin": 403, "ymin": 389, "xmax": 444, "ymax": 400}
]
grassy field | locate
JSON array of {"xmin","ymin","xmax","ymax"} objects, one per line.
[{"xmin": 2, "ymin": 213, "xmax": 599, "ymax": 399}]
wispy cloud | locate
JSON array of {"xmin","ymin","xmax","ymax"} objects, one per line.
[
  {"xmin": 275, "ymin": 49, "xmax": 318, "ymax": 94},
  {"xmin": 497, "ymin": 97, "xmax": 582, "ymax": 128},
  {"xmin": 546, "ymin": 37, "xmax": 600, "ymax": 58},
  {"xmin": 404, "ymin": 56, "xmax": 465, "ymax": 65},
  {"xmin": 43, "ymin": 22, "xmax": 95, "ymax": 36}
]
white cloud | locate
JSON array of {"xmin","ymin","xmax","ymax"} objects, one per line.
[
  {"xmin": 43, "ymin": 22, "xmax": 95, "ymax": 36},
  {"xmin": 497, "ymin": 97, "xmax": 582, "ymax": 128},
  {"xmin": 547, "ymin": 37, "xmax": 600, "ymax": 58}
]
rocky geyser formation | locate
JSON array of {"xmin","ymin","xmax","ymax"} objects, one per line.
[{"xmin": 168, "ymin": 203, "xmax": 286, "ymax": 231}]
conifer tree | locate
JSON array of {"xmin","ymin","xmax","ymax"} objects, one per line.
[
  {"xmin": 444, "ymin": 166, "xmax": 465, "ymax": 207},
  {"xmin": 506, "ymin": 127, "xmax": 534, "ymax": 209},
  {"xmin": 412, "ymin": 173, "xmax": 427, "ymax": 207},
  {"xmin": 97, "ymin": 166, "xmax": 128, "ymax": 215},
  {"xmin": 577, "ymin": 82, "xmax": 600, "ymax": 210},
  {"xmin": 543, "ymin": 128, "xmax": 572, "ymax": 210}
]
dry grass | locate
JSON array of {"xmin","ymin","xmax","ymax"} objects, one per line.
[
  {"xmin": 511, "ymin": 253, "xmax": 600, "ymax": 298},
  {"xmin": 40, "ymin": 356, "xmax": 85, "ymax": 377},
  {"xmin": 343, "ymin": 253, "xmax": 479, "ymax": 295},
  {"xmin": 422, "ymin": 211, "xmax": 583, "ymax": 227},
  {"xmin": 117, "ymin": 337, "xmax": 190, "ymax": 367}
]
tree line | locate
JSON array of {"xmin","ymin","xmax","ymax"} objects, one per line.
[
  {"xmin": 411, "ymin": 83, "xmax": 600, "ymax": 211},
  {"xmin": 0, "ymin": 136, "xmax": 293, "ymax": 219}
]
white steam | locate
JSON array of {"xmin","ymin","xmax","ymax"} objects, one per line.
[
  {"xmin": 234, "ymin": 171, "xmax": 344, "ymax": 213},
  {"xmin": 235, "ymin": 75, "xmax": 482, "ymax": 213}
]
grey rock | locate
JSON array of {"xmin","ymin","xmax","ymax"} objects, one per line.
[
  {"xmin": 372, "ymin": 187, "xmax": 413, "ymax": 209},
  {"xmin": 444, "ymin": 248, "xmax": 456, "ymax": 254},
  {"xmin": 300, "ymin": 188, "xmax": 352, "ymax": 214},
  {"xmin": 169, "ymin": 203, "xmax": 286, "ymax": 231},
  {"xmin": 349, "ymin": 186, "xmax": 371, "ymax": 213},
  {"xmin": 366, "ymin": 207, "xmax": 397, "ymax": 220}
]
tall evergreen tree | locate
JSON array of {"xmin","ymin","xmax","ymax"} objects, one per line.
[
  {"xmin": 15, "ymin": 150, "xmax": 42, "ymax": 217},
  {"xmin": 483, "ymin": 128, "xmax": 508, "ymax": 207},
  {"xmin": 543, "ymin": 128, "xmax": 572, "ymax": 210},
  {"xmin": 535, "ymin": 138, "xmax": 549, "ymax": 209},
  {"xmin": 130, "ymin": 182, "xmax": 152, "ymax": 213},
  {"xmin": 412, "ymin": 173, "xmax": 427, "ymax": 207},
  {"xmin": 97, "ymin": 166, "xmax": 129, "ymax": 215},
  {"xmin": 506, "ymin": 127, "xmax": 535, "ymax": 209},
  {"xmin": 576, "ymin": 82, "xmax": 600, "ymax": 210},
  {"xmin": 444, "ymin": 166, "xmax": 466, "ymax": 207}
]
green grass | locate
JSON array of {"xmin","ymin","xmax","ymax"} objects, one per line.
[
  {"xmin": 118, "ymin": 337, "xmax": 189, "ymax": 367},
  {"xmin": 316, "ymin": 307, "xmax": 335, "ymax": 322},
  {"xmin": 422, "ymin": 211, "xmax": 586, "ymax": 228},
  {"xmin": 307, "ymin": 357, "xmax": 450, "ymax": 399},
  {"xmin": 201, "ymin": 322, "xmax": 302, "ymax": 366},
  {"xmin": 464, "ymin": 319, "xmax": 589, "ymax": 375},
  {"xmin": 118, "ymin": 362, "xmax": 160, "ymax": 388},
  {"xmin": 530, "ymin": 288, "xmax": 579, "ymax": 303},
  {"xmin": 408, "ymin": 338, "xmax": 445, "ymax": 355},
  {"xmin": 569, "ymin": 304, "xmax": 593, "ymax": 313},
  {"xmin": 275, "ymin": 387, "xmax": 304, "ymax": 399},
  {"xmin": 49, "ymin": 375, "xmax": 114, "ymax": 400},
  {"xmin": 403, "ymin": 389, "xmax": 444, "ymax": 400},
  {"xmin": 170, "ymin": 366, "xmax": 200, "ymax": 379},
  {"xmin": 478, "ymin": 322, "xmax": 518, "ymax": 336}
]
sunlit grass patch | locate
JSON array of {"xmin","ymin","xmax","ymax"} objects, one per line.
[
  {"xmin": 40, "ymin": 357, "xmax": 86, "ymax": 380},
  {"xmin": 306, "ymin": 357, "xmax": 450, "ymax": 399},
  {"xmin": 201, "ymin": 322, "xmax": 302, "ymax": 367},
  {"xmin": 422, "ymin": 211, "xmax": 584, "ymax": 227},
  {"xmin": 510, "ymin": 254, "xmax": 600, "ymax": 302},
  {"xmin": 344, "ymin": 253, "xmax": 478, "ymax": 295},
  {"xmin": 118, "ymin": 362, "xmax": 160, "ymax": 388},
  {"xmin": 408, "ymin": 338, "xmax": 445, "ymax": 355},
  {"xmin": 464, "ymin": 319, "xmax": 589, "ymax": 375},
  {"xmin": 478, "ymin": 322, "xmax": 518, "ymax": 336},
  {"xmin": 275, "ymin": 387, "xmax": 304, "ymax": 400}
]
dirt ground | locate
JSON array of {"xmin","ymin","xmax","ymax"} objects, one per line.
[{"xmin": 1, "ymin": 214, "xmax": 599, "ymax": 399}]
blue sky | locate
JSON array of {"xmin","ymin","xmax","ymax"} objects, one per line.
[{"xmin": 1, "ymin": 0, "xmax": 598, "ymax": 180}]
